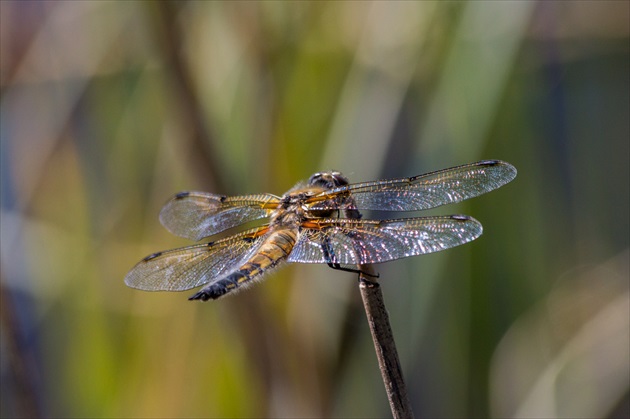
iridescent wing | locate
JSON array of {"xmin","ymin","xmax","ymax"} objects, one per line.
[
  {"xmin": 124, "ymin": 226, "xmax": 269, "ymax": 291},
  {"xmin": 288, "ymin": 215, "xmax": 482, "ymax": 265},
  {"xmin": 159, "ymin": 192, "xmax": 280, "ymax": 241},
  {"xmin": 307, "ymin": 160, "xmax": 516, "ymax": 212}
]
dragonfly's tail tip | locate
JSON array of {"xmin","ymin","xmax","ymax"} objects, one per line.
[{"xmin": 188, "ymin": 291, "xmax": 210, "ymax": 301}]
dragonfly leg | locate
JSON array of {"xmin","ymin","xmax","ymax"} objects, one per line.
[
  {"xmin": 322, "ymin": 236, "xmax": 378, "ymax": 277},
  {"xmin": 326, "ymin": 262, "xmax": 380, "ymax": 278},
  {"xmin": 357, "ymin": 271, "xmax": 379, "ymax": 286}
]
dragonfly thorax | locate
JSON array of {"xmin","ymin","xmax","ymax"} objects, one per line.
[{"xmin": 269, "ymin": 199, "xmax": 304, "ymax": 229}]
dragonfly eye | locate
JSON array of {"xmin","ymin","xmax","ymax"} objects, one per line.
[{"xmin": 308, "ymin": 171, "xmax": 349, "ymax": 189}]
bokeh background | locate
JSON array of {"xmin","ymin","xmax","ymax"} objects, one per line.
[{"xmin": 1, "ymin": 1, "xmax": 628, "ymax": 418}]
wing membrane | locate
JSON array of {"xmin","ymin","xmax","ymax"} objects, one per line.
[
  {"xmin": 309, "ymin": 160, "xmax": 516, "ymax": 212},
  {"xmin": 159, "ymin": 191, "xmax": 279, "ymax": 240},
  {"xmin": 124, "ymin": 226, "xmax": 269, "ymax": 291},
  {"xmin": 287, "ymin": 215, "xmax": 482, "ymax": 265}
]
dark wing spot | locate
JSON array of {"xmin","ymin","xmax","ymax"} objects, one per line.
[
  {"xmin": 175, "ymin": 191, "xmax": 191, "ymax": 199},
  {"xmin": 143, "ymin": 251, "xmax": 163, "ymax": 261},
  {"xmin": 477, "ymin": 160, "xmax": 500, "ymax": 166}
]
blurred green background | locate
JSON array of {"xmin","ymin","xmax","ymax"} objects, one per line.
[{"xmin": 1, "ymin": 1, "xmax": 628, "ymax": 418}]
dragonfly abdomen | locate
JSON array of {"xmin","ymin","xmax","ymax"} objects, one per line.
[{"xmin": 189, "ymin": 229, "xmax": 297, "ymax": 301}]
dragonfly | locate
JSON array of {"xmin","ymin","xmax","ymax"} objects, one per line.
[{"xmin": 125, "ymin": 160, "xmax": 516, "ymax": 301}]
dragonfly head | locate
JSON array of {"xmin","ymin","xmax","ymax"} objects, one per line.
[{"xmin": 308, "ymin": 171, "xmax": 349, "ymax": 190}]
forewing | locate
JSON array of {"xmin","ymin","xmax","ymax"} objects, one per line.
[
  {"xmin": 309, "ymin": 160, "xmax": 516, "ymax": 212},
  {"xmin": 159, "ymin": 191, "xmax": 279, "ymax": 240},
  {"xmin": 125, "ymin": 227, "xmax": 268, "ymax": 291},
  {"xmin": 287, "ymin": 216, "xmax": 482, "ymax": 265}
]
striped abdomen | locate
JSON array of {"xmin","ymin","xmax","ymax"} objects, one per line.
[{"xmin": 189, "ymin": 229, "xmax": 297, "ymax": 301}]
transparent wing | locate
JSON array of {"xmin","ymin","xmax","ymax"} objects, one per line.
[
  {"xmin": 308, "ymin": 160, "xmax": 516, "ymax": 212},
  {"xmin": 159, "ymin": 191, "xmax": 279, "ymax": 241},
  {"xmin": 287, "ymin": 216, "xmax": 482, "ymax": 265},
  {"xmin": 124, "ymin": 226, "xmax": 269, "ymax": 291}
]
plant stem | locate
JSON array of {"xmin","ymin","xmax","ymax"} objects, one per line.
[{"xmin": 359, "ymin": 269, "xmax": 414, "ymax": 419}]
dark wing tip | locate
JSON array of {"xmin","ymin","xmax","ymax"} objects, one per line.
[
  {"xmin": 174, "ymin": 191, "xmax": 191, "ymax": 200},
  {"xmin": 478, "ymin": 159, "xmax": 502, "ymax": 166},
  {"xmin": 478, "ymin": 159, "xmax": 516, "ymax": 171},
  {"xmin": 479, "ymin": 159, "xmax": 518, "ymax": 182},
  {"xmin": 450, "ymin": 214, "xmax": 483, "ymax": 236},
  {"xmin": 143, "ymin": 251, "xmax": 162, "ymax": 261},
  {"xmin": 477, "ymin": 159, "xmax": 517, "ymax": 168}
]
